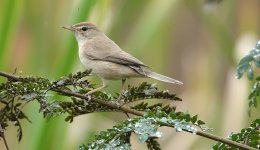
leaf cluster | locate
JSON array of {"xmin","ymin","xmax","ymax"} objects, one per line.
[
  {"xmin": 0, "ymin": 76, "xmax": 52, "ymax": 141},
  {"xmin": 213, "ymin": 40, "xmax": 260, "ymax": 149},
  {"xmin": 46, "ymin": 97, "xmax": 119, "ymax": 123},
  {"xmin": 213, "ymin": 118, "xmax": 260, "ymax": 150},
  {"xmin": 0, "ymin": 70, "xmax": 92, "ymax": 140},
  {"xmin": 80, "ymin": 109, "xmax": 206, "ymax": 150},
  {"xmin": 236, "ymin": 41, "xmax": 260, "ymax": 111},
  {"xmin": 236, "ymin": 40, "xmax": 260, "ymax": 80},
  {"xmin": 0, "ymin": 69, "xmax": 197, "ymax": 150},
  {"xmin": 119, "ymin": 82, "xmax": 182, "ymax": 103}
]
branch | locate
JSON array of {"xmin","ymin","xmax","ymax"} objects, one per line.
[{"xmin": 0, "ymin": 71, "xmax": 257, "ymax": 150}]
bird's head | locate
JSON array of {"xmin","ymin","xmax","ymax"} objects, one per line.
[{"xmin": 62, "ymin": 22, "xmax": 101, "ymax": 42}]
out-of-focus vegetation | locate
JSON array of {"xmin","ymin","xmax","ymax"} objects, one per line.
[{"xmin": 0, "ymin": 0, "xmax": 260, "ymax": 149}]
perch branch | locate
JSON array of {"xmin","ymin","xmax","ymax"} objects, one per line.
[{"xmin": 0, "ymin": 71, "xmax": 256, "ymax": 150}]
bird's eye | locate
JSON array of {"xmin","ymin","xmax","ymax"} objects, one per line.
[{"xmin": 81, "ymin": 26, "xmax": 88, "ymax": 31}]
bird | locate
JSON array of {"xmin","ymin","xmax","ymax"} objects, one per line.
[{"xmin": 62, "ymin": 22, "xmax": 182, "ymax": 95}]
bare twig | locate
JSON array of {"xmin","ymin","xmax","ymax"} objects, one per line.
[
  {"xmin": 124, "ymin": 112, "xmax": 130, "ymax": 118},
  {"xmin": 0, "ymin": 124, "xmax": 10, "ymax": 150},
  {"xmin": 0, "ymin": 71, "xmax": 257, "ymax": 150}
]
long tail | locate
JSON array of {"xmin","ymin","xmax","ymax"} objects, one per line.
[{"xmin": 144, "ymin": 70, "xmax": 183, "ymax": 85}]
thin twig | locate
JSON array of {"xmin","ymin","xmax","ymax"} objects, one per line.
[
  {"xmin": 194, "ymin": 130, "xmax": 255, "ymax": 150},
  {"xmin": 124, "ymin": 112, "xmax": 130, "ymax": 118},
  {"xmin": 0, "ymin": 124, "xmax": 10, "ymax": 150},
  {"xmin": 0, "ymin": 71, "xmax": 257, "ymax": 150},
  {"xmin": 244, "ymin": 124, "xmax": 260, "ymax": 145}
]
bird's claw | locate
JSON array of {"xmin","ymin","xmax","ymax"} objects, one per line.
[
  {"xmin": 113, "ymin": 98, "xmax": 125, "ymax": 109},
  {"xmin": 84, "ymin": 94, "xmax": 92, "ymax": 103},
  {"xmin": 113, "ymin": 101, "xmax": 121, "ymax": 109}
]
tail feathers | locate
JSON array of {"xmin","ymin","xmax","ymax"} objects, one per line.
[{"xmin": 144, "ymin": 70, "xmax": 183, "ymax": 85}]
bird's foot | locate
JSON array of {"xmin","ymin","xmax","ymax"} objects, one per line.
[
  {"xmin": 84, "ymin": 94, "xmax": 92, "ymax": 103},
  {"xmin": 84, "ymin": 89, "xmax": 96, "ymax": 102},
  {"xmin": 112, "ymin": 98, "xmax": 124, "ymax": 109}
]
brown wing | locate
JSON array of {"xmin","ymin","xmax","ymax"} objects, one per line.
[{"xmin": 83, "ymin": 35, "xmax": 149, "ymax": 68}]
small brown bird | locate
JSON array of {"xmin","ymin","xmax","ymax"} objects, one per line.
[{"xmin": 62, "ymin": 22, "xmax": 182, "ymax": 95}]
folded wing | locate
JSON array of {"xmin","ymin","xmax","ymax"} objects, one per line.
[{"xmin": 84, "ymin": 35, "xmax": 148, "ymax": 68}]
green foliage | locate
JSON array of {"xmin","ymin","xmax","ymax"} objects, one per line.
[
  {"xmin": 236, "ymin": 40, "xmax": 260, "ymax": 111},
  {"xmin": 0, "ymin": 70, "xmax": 195, "ymax": 150},
  {"xmin": 236, "ymin": 40, "xmax": 260, "ymax": 80},
  {"xmin": 80, "ymin": 109, "xmax": 205, "ymax": 150},
  {"xmin": 0, "ymin": 76, "xmax": 52, "ymax": 141},
  {"xmin": 146, "ymin": 137, "xmax": 161, "ymax": 150},
  {"xmin": 131, "ymin": 102, "xmax": 176, "ymax": 114},
  {"xmin": 248, "ymin": 78, "xmax": 260, "ymax": 111},
  {"xmin": 0, "ymin": 70, "xmax": 92, "ymax": 140},
  {"xmin": 42, "ymin": 97, "xmax": 119, "ymax": 123},
  {"xmin": 213, "ymin": 118, "xmax": 260, "ymax": 150},
  {"xmin": 213, "ymin": 40, "xmax": 260, "ymax": 150},
  {"xmin": 119, "ymin": 82, "xmax": 182, "ymax": 103}
]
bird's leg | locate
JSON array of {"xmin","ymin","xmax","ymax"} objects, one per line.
[
  {"xmin": 121, "ymin": 79, "xmax": 126, "ymax": 93},
  {"xmin": 116, "ymin": 79, "xmax": 126, "ymax": 105},
  {"xmin": 86, "ymin": 78, "xmax": 108, "ymax": 95},
  {"xmin": 119, "ymin": 79, "xmax": 130, "ymax": 118}
]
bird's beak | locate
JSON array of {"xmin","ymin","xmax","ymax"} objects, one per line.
[{"xmin": 62, "ymin": 26, "xmax": 76, "ymax": 32}]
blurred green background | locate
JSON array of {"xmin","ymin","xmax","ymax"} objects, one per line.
[{"xmin": 0, "ymin": 0, "xmax": 260, "ymax": 149}]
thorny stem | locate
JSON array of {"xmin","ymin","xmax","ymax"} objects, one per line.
[
  {"xmin": 0, "ymin": 71, "xmax": 257, "ymax": 150},
  {"xmin": 0, "ymin": 124, "xmax": 10, "ymax": 150}
]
